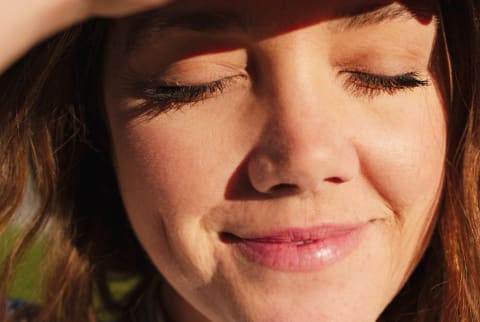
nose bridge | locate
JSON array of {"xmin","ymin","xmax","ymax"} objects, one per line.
[
  {"xmin": 257, "ymin": 27, "xmax": 331, "ymax": 105},
  {"xmin": 246, "ymin": 30, "xmax": 359, "ymax": 195},
  {"xmin": 256, "ymin": 27, "xmax": 340, "ymax": 145},
  {"xmin": 257, "ymin": 28, "xmax": 345, "ymax": 162}
]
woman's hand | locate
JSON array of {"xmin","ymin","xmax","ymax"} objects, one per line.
[{"xmin": 0, "ymin": 0, "xmax": 171, "ymax": 73}]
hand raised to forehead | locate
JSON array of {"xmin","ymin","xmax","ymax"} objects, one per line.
[
  {"xmin": 86, "ymin": 0, "xmax": 172, "ymax": 17},
  {"xmin": 0, "ymin": 0, "xmax": 172, "ymax": 74}
]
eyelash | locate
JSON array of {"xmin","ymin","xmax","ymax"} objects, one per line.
[
  {"xmin": 136, "ymin": 71, "xmax": 429, "ymax": 114},
  {"xmin": 133, "ymin": 78, "xmax": 229, "ymax": 116},
  {"xmin": 342, "ymin": 71, "xmax": 429, "ymax": 98}
]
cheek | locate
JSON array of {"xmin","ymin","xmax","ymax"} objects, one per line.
[
  {"xmin": 109, "ymin": 124, "xmax": 221, "ymax": 283},
  {"xmin": 107, "ymin": 84, "xmax": 255, "ymax": 220},
  {"xmin": 106, "ymin": 99, "xmax": 256, "ymax": 284},
  {"xmin": 354, "ymin": 89, "xmax": 446, "ymax": 282},
  {"xmin": 114, "ymin": 128, "xmax": 220, "ymax": 215},
  {"xmin": 109, "ymin": 110, "xmax": 247, "ymax": 219},
  {"xmin": 356, "ymin": 90, "xmax": 446, "ymax": 214}
]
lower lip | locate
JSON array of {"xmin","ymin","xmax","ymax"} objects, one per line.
[{"xmin": 224, "ymin": 224, "xmax": 368, "ymax": 272}]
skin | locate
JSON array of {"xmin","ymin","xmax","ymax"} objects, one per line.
[
  {"xmin": 102, "ymin": 1, "xmax": 447, "ymax": 321},
  {"xmin": 0, "ymin": 0, "xmax": 171, "ymax": 73}
]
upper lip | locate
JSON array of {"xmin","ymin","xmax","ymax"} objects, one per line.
[{"xmin": 221, "ymin": 223, "xmax": 369, "ymax": 243}]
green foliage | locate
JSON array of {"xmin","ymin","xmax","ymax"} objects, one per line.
[
  {"xmin": 1, "ymin": 227, "xmax": 137, "ymax": 317},
  {"xmin": 0, "ymin": 227, "xmax": 45, "ymax": 303}
]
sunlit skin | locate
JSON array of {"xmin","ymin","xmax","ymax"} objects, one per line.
[{"xmin": 103, "ymin": 1, "xmax": 446, "ymax": 321}]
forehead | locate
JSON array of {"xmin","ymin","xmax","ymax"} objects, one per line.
[{"xmin": 116, "ymin": 0, "xmax": 437, "ymax": 52}]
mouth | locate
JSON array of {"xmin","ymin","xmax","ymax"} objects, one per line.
[{"xmin": 220, "ymin": 223, "xmax": 369, "ymax": 272}]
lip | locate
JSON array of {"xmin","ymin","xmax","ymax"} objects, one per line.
[{"xmin": 221, "ymin": 223, "xmax": 369, "ymax": 272}]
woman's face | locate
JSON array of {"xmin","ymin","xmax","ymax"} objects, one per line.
[{"xmin": 103, "ymin": 1, "xmax": 446, "ymax": 321}]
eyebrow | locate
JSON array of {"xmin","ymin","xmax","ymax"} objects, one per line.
[
  {"xmin": 332, "ymin": 3, "xmax": 427, "ymax": 31},
  {"xmin": 125, "ymin": 3, "xmax": 429, "ymax": 52},
  {"xmin": 125, "ymin": 10, "xmax": 248, "ymax": 51}
]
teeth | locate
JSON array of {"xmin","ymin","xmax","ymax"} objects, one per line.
[{"xmin": 295, "ymin": 240, "xmax": 314, "ymax": 245}]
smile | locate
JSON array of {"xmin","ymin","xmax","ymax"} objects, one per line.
[{"xmin": 220, "ymin": 223, "xmax": 370, "ymax": 272}]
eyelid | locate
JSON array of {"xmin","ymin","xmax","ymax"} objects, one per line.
[
  {"xmin": 154, "ymin": 74, "xmax": 242, "ymax": 88},
  {"xmin": 341, "ymin": 70, "xmax": 427, "ymax": 80},
  {"xmin": 125, "ymin": 74, "xmax": 245, "ymax": 119},
  {"xmin": 340, "ymin": 70, "xmax": 430, "ymax": 98}
]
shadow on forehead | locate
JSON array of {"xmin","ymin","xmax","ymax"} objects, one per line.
[{"xmin": 120, "ymin": 0, "xmax": 437, "ymax": 51}]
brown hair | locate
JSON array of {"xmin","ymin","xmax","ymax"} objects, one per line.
[{"xmin": 1, "ymin": 1, "xmax": 479, "ymax": 321}]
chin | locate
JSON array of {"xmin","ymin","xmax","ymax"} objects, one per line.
[{"xmin": 209, "ymin": 295, "xmax": 386, "ymax": 322}]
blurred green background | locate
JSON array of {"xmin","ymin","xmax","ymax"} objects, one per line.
[
  {"xmin": 0, "ymin": 227, "xmax": 44, "ymax": 303},
  {"xmin": 1, "ymin": 226, "xmax": 138, "ymax": 313}
]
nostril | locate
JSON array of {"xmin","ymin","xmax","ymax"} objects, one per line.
[{"xmin": 325, "ymin": 177, "xmax": 343, "ymax": 184}]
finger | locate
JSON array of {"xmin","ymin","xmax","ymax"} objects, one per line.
[
  {"xmin": 0, "ymin": 0, "xmax": 172, "ymax": 73},
  {"xmin": 87, "ymin": 0, "xmax": 173, "ymax": 17}
]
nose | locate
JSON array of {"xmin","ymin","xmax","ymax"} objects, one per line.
[
  {"xmin": 247, "ymin": 37, "xmax": 360, "ymax": 196},
  {"xmin": 247, "ymin": 114, "xmax": 360, "ymax": 196}
]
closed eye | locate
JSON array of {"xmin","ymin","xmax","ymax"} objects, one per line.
[
  {"xmin": 125, "ymin": 76, "xmax": 241, "ymax": 119},
  {"xmin": 342, "ymin": 71, "xmax": 429, "ymax": 98},
  {"xmin": 143, "ymin": 79, "xmax": 227, "ymax": 109}
]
